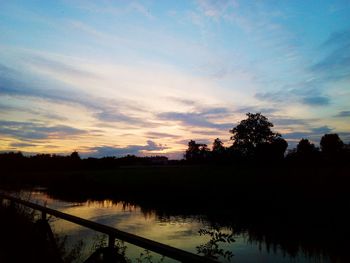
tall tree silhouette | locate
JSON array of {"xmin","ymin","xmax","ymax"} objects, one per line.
[
  {"xmin": 185, "ymin": 140, "xmax": 209, "ymax": 162},
  {"xmin": 320, "ymin": 134, "xmax": 344, "ymax": 155},
  {"xmin": 296, "ymin": 139, "xmax": 319, "ymax": 160},
  {"xmin": 230, "ymin": 113, "xmax": 284, "ymax": 157},
  {"xmin": 297, "ymin": 139, "xmax": 316, "ymax": 154},
  {"xmin": 212, "ymin": 138, "xmax": 224, "ymax": 153},
  {"xmin": 70, "ymin": 151, "xmax": 81, "ymax": 160}
]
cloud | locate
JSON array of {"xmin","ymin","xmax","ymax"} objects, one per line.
[
  {"xmin": 0, "ymin": 121, "xmax": 86, "ymax": 140},
  {"xmin": 323, "ymin": 29, "xmax": 350, "ymax": 47},
  {"xmin": 251, "ymin": 21, "xmax": 350, "ymax": 108},
  {"xmin": 146, "ymin": 132, "xmax": 181, "ymax": 139},
  {"xmin": 0, "ymin": 62, "xmax": 154, "ymax": 127},
  {"xmin": 255, "ymin": 89, "xmax": 331, "ymax": 106},
  {"xmin": 335, "ymin": 111, "xmax": 350, "ymax": 117},
  {"xmin": 310, "ymin": 125, "xmax": 333, "ymax": 134},
  {"xmin": 337, "ymin": 132, "xmax": 350, "ymax": 142},
  {"xmin": 157, "ymin": 111, "xmax": 232, "ymax": 130},
  {"xmin": 69, "ymin": 0, "xmax": 154, "ymax": 19},
  {"xmin": 271, "ymin": 118, "xmax": 308, "ymax": 126},
  {"xmin": 201, "ymin": 107, "xmax": 230, "ymax": 115},
  {"xmin": 94, "ymin": 109, "xmax": 146, "ymax": 126},
  {"xmin": 85, "ymin": 140, "xmax": 168, "ymax": 157},
  {"xmin": 254, "ymin": 91, "xmax": 286, "ymax": 103},
  {"xmin": 0, "ymin": 102, "xmax": 68, "ymax": 121},
  {"xmin": 167, "ymin": 97, "xmax": 197, "ymax": 107},
  {"xmin": 311, "ymin": 28, "xmax": 350, "ymax": 81},
  {"xmin": 0, "ymin": 62, "xmax": 96, "ymax": 107},
  {"xmin": 25, "ymin": 54, "xmax": 97, "ymax": 80},
  {"xmin": 235, "ymin": 106, "xmax": 278, "ymax": 115},
  {"xmin": 9, "ymin": 142, "xmax": 37, "ymax": 148},
  {"xmin": 301, "ymin": 96, "xmax": 330, "ymax": 106},
  {"xmin": 195, "ymin": 0, "xmax": 237, "ymax": 19},
  {"xmin": 191, "ymin": 129, "xmax": 226, "ymax": 136},
  {"xmin": 284, "ymin": 126, "xmax": 334, "ymax": 142}
]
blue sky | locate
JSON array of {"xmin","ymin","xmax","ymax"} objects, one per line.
[{"xmin": 0, "ymin": 0, "xmax": 349, "ymax": 158}]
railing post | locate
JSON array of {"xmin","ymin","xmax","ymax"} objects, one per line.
[
  {"xmin": 9, "ymin": 199, "xmax": 14, "ymax": 210},
  {"xmin": 0, "ymin": 194, "xmax": 219, "ymax": 263},
  {"xmin": 108, "ymin": 235, "xmax": 115, "ymax": 248},
  {"xmin": 42, "ymin": 210, "xmax": 47, "ymax": 220}
]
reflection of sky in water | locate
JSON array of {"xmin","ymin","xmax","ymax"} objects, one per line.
[{"xmin": 17, "ymin": 190, "xmax": 330, "ymax": 263}]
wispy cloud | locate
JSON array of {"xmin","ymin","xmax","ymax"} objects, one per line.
[
  {"xmin": 146, "ymin": 132, "xmax": 181, "ymax": 139},
  {"xmin": 195, "ymin": 0, "xmax": 237, "ymax": 19},
  {"xmin": 0, "ymin": 121, "xmax": 86, "ymax": 140},
  {"xmin": 0, "ymin": 60, "xmax": 156, "ymax": 127},
  {"xmin": 302, "ymin": 96, "xmax": 330, "ymax": 106},
  {"xmin": 67, "ymin": 0, "xmax": 154, "ymax": 20},
  {"xmin": 158, "ymin": 111, "xmax": 232, "ymax": 130},
  {"xmin": 284, "ymin": 125, "xmax": 333, "ymax": 141},
  {"xmin": 94, "ymin": 109, "xmax": 155, "ymax": 127},
  {"xmin": 311, "ymin": 28, "xmax": 350, "ymax": 81},
  {"xmin": 85, "ymin": 140, "xmax": 168, "ymax": 157},
  {"xmin": 9, "ymin": 142, "xmax": 37, "ymax": 148},
  {"xmin": 271, "ymin": 118, "xmax": 309, "ymax": 126},
  {"xmin": 255, "ymin": 89, "xmax": 331, "ymax": 107},
  {"xmin": 24, "ymin": 54, "xmax": 98, "ymax": 80},
  {"xmin": 335, "ymin": 111, "xmax": 350, "ymax": 117}
]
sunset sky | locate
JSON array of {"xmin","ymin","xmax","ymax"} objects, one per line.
[{"xmin": 1, "ymin": 0, "xmax": 349, "ymax": 158}]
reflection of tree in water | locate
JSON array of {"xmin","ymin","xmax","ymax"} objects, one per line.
[{"xmin": 196, "ymin": 226, "xmax": 235, "ymax": 262}]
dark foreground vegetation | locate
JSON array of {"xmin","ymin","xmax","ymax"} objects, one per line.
[
  {"xmin": 1, "ymin": 113, "xmax": 349, "ymax": 262},
  {"xmin": 0, "ymin": 199, "xmax": 82, "ymax": 263}
]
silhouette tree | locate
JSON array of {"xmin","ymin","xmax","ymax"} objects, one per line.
[
  {"xmin": 70, "ymin": 151, "xmax": 81, "ymax": 160},
  {"xmin": 230, "ymin": 113, "xmax": 284, "ymax": 157},
  {"xmin": 212, "ymin": 138, "xmax": 224, "ymax": 153},
  {"xmin": 211, "ymin": 138, "xmax": 227, "ymax": 163},
  {"xmin": 320, "ymin": 134, "xmax": 344, "ymax": 155},
  {"xmin": 199, "ymin": 143, "xmax": 210, "ymax": 160},
  {"xmin": 256, "ymin": 137, "xmax": 288, "ymax": 161},
  {"xmin": 295, "ymin": 138, "xmax": 320, "ymax": 161},
  {"xmin": 297, "ymin": 139, "xmax": 316, "ymax": 154},
  {"xmin": 185, "ymin": 140, "xmax": 210, "ymax": 163},
  {"xmin": 185, "ymin": 140, "xmax": 200, "ymax": 161}
]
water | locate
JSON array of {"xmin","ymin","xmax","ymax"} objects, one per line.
[{"xmin": 11, "ymin": 190, "xmax": 335, "ymax": 263}]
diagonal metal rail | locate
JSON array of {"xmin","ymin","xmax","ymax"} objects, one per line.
[{"xmin": 0, "ymin": 193, "xmax": 219, "ymax": 263}]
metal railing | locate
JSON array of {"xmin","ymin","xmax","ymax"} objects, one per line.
[{"xmin": 0, "ymin": 193, "xmax": 219, "ymax": 263}]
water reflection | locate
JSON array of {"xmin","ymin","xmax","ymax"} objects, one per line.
[{"xmin": 14, "ymin": 190, "xmax": 344, "ymax": 263}]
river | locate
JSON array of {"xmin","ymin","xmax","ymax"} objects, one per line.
[{"xmin": 8, "ymin": 189, "xmax": 338, "ymax": 263}]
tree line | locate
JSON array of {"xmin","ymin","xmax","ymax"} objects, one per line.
[
  {"xmin": 185, "ymin": 112, "xmax": 350, "ymax": 164},
  {"xmin": 0, "ymin": 152, "xmax": 170, "ymax": 171},
  {"xmin": 0, "ymin": 112, "xmax": 349, "ymax": 171}
]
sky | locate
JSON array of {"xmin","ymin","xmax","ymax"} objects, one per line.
[{"xmin": 0, "ymin": 0, "xmax": 350, "ymax": 159}]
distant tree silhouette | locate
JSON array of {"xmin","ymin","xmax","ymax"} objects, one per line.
[
  {"xmin": 70, "ymin": 151, "xmax": 81, "ymax": 160},
  {"xmin": 297, "ymin": 139, "xmax": 317, "ymax": 155},
  {"xmin": 320, "ymin": 134, "xmax": 344, "ymax": 155},
  {"xmin": 185, "ymin": 140, "xmax": 200, "ymax": 161},
  {"xmin": 256, "ymin": 137, "xmax": 288, "ymax": 161},
  {"xmin": 211, "ymin": 138, "xmax": 228, "ymax": 163},
  {"xmin": 294, "ymin": 139, "xmax": 320, "ymax": 162},
  {"xmin": 212, "ymin": 138, "xmax": 224, "ymax": 153},
  {"xmin": 230, "ymin": 113, "xmax": 285, "ymax": 158},
  {"xmin": 199, "ymin": 144, "xmax": 210, "ymax": 160},
  {"xmin": 185, "ymin": 140, "xmax": 209, "ymax": 163}
]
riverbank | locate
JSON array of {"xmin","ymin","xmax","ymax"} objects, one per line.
[
  {"xmin": 2, "ymin": 163, "xmax": 349, "ymax": 206},
  {"xmin": 2, "ymin": 163, "xmax": 349, "ymax": 235},
  {"xmin": 0, "ymin": 198, "xmax": 85, "ymax": 263},
  {"xmin": 1, "ymin": 162, "xmax": 349, "ymax": 263},
  {"xmin": 0, "ymin": 200, "xmax": 62, "ymax": 262}
]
